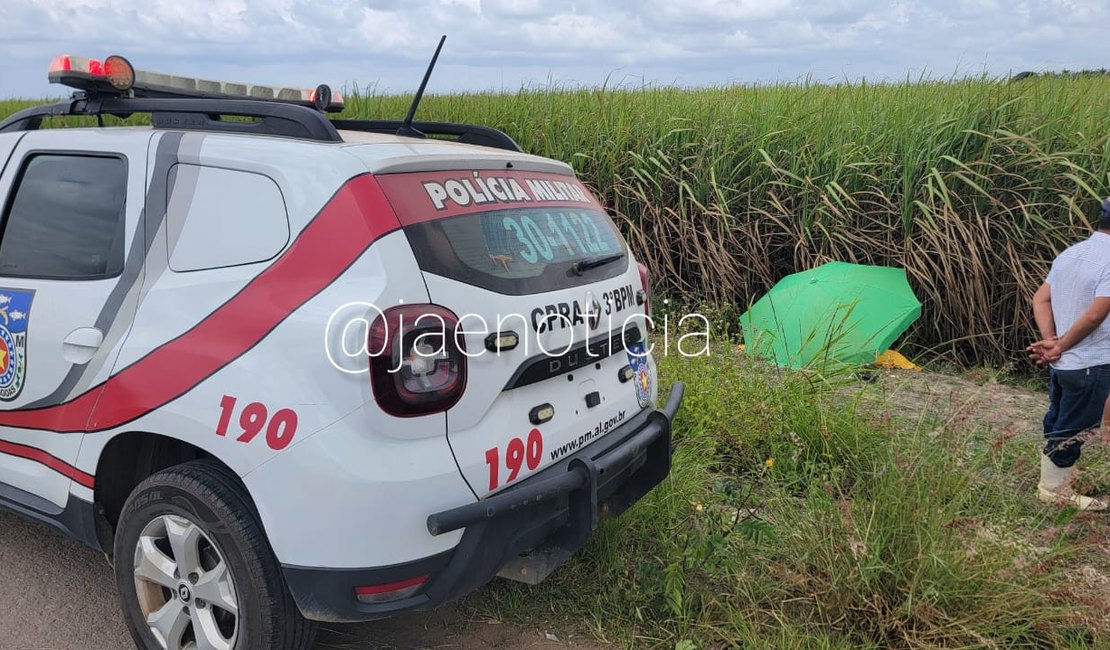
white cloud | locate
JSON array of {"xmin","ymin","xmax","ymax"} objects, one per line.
[
  {"xmin": 954, "ymin": 0, "xmax": 1003, "ymax": 18},
  {"xmin": 725, "ymin": 30, "xmax": 752, "ymax": 47},
  {"xmin": 480, "ymin": 0, "xmax": 546, "ymax": 18},
  {"xmin": 356, "ymin": 8, "xmax": 418, "ymax": 50},
  {"xmin": 1012, "ymin": 24, "xmax": 1065, "ymax": 45},
  {"xmin": 521, "ymin": 13, "xmax": 626, "ymax": 52},
  {"xmin": 0, "ymin": 0, "xmax": 1105, "ymax": 98},
  {"xmin": 440, "ymin": 0, "xmax": 480, "ymax": 11},
  {"xmin": 648, "ymin": 0, "xmax": 798, "ymax": 23}
]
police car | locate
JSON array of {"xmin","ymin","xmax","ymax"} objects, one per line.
[{"xmin": 0, "ymin": 53, "xmax": 683, "ymax": 649}]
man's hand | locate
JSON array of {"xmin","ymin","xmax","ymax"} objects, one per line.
[
  {"xmin": 1055, "ymin": 296, "xmax": 1110, "ymax": 355},
  {"xmin": 1028, "ymin": 336, "xmax": 1061, "ymax": 365}
]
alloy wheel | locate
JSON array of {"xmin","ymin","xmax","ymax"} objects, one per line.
[{"xmin": 132, "ymin": 514, "xmax": 239, "ymax": 650}]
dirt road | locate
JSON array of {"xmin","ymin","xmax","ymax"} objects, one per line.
[{"xmin": 0, "ymin": 509, "xmax": 604, "ymax": 650}]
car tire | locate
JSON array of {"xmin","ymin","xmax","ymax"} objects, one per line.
[{"xmin": 113, "ymin": 459, "xmax": 317, "ymax": 650}]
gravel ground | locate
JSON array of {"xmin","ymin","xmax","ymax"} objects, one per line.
[{"xmin": 0, "ymin": 509, "xmax": 607, "ymax": 650}]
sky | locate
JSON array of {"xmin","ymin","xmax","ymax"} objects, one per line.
[{"xmin": 1, "ymin": 0, "xmax": 1106, "ymax": 99}]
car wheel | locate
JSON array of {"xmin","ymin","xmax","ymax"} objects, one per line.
[{"xmin": 113, "ymin": 459, "xmax": 316, "ymax": 649}]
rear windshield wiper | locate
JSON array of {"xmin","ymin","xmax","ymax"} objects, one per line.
[{"xmin": 572, "ymin": 253, "xmax": 625, "ymax": 275}]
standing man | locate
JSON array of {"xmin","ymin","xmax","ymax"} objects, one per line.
[{"xmin": 1028, "ymin": 198, "xmax": 1110, "ymax": 511}]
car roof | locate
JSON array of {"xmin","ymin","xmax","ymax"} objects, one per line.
[
  {"xmin": 336, "ymin": 130, "xmax": 573, "ymax": 175},
  {"xmin": 0, "ymin": 124, "xmax": 574, "ymax": 177}
]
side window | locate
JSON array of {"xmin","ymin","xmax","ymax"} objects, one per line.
[
  {"xmin": 0, "ymin": 154, "xmax": 127, "ymax": 280},
  {"xmin": 166, "ymin": 164, "xmax": 289, "ymax": 272}
]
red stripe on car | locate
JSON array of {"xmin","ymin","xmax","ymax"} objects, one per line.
[
  {"xmin": 0, "ymin": 174, "xmax": 399, "ymax": 434},
  {"xmin": 0, "ymin": 439, "xmax": 95, "ymax": 488}
]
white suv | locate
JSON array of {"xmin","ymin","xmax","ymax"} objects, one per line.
[{"xmin": 0, "ymin": 54, "xmax": 683, "ymax": 650}]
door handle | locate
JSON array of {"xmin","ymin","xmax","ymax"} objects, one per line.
[{"xmin": 62, "ymin": 327, "xmax": 104, "ymax": 365}]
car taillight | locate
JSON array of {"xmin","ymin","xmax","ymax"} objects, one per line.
[
  {"xmin": 368, "ymin": 304, "xmax": 466, "ymax": 417},
  {"xmin": 637, "ymin": 262, "xmax": 652, "ymax": 319}
]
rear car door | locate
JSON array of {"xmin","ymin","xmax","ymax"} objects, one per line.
[
  {"xmin": 377, "ymin": 169, "xmax": 655, "ymax": 498},
  {"xmin": 0, "ymin": 129, "xmax": 149, "ymax": 509}
]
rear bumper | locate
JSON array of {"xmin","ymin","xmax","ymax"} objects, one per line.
[{"xmin": 283, "ymin": 382, "xmax": 684, "ymax": 623}]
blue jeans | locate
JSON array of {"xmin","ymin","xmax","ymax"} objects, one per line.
[{"xmin": 1043, "ymin": 364, "xmax": 1110, "ymax": 468}]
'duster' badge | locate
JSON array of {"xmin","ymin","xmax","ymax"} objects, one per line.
[{"xmin": 0, "ymin": 289, "xmax": 34, "ymax": 401}]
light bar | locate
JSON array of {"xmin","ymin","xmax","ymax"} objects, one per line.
[{"xmin": 47, "ymin": 54, "xmax": 344, "ymax": 112}]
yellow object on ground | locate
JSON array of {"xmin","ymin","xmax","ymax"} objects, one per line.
[{"xmin": 874, "ymin": 349, "xmax": 921, "ymax": 371}]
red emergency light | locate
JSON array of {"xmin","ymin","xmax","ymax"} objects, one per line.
[{"xmin": 49, "ymin": 54, "xmax": 135, "ymax": 91}]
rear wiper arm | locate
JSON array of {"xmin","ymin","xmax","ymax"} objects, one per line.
[{"xmin": 572, "ymin": 253, "xmax": 625, "ymax": 275}]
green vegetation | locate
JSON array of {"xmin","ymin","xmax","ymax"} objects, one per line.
[
  {"xmin": 354, "ymin": 77, "xmax": 1110, "ymax": 368},
  {"xmin": 1014, "ymin": 70, "xmax": 1110, "ymax": 80},
  {"xmin": 471, "ymin": 349, "xmax": 1108, "ymax": 649},
  {"xmin": 5, "ymin": 77, "xmax": 1110, "ymax": 365},
  {"xmin": 4, "ymin": 80, "xmax": 1108, "ymax": 647}
]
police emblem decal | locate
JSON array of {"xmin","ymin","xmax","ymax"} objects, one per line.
[
  {"xmin": 625, "ymin": 341, "xmax": 652, "ymax": 408},
  {"xmin": 0, "ymin": 289, "xmax": 34, "ymax": 401}
]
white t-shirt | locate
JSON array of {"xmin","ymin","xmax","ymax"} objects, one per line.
[{"xmin": 1046, "ymin": 231, "xmax": 1110, "ymax": 370}]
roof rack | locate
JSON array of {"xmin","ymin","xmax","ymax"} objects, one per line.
[
  {"xmin": 0, "ymin": 96, "xmax": 343, "ymax": 142},
  {"xmin": 0, "ymin": 99, "xmax": 524, "ymax": 151}
]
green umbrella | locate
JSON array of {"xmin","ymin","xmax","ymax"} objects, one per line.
[{"xmin": 739, "ymin": 262, "xmax": 921, "ymax": 369}]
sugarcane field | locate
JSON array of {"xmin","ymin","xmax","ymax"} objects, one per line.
[{"xmin": 1, "ymin": 4, "xmax": 1109, "ymax": 649}]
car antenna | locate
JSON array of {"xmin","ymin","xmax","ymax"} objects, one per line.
[{"xmin": 397, "ymin": 34, "xmax": 446, "ymax": 139}]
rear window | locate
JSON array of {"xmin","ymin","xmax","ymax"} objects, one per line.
[
  {"xmin": 405, "ymin": 207, "xmax": 624, "ymax": 294},
  {"xmin": 377, "ymin": 170, "xmax": 628, "ymax": 294}
]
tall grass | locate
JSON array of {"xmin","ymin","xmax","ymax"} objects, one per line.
[
  {"xmin": 5, "ymin": 76, "xmax": 1109, "ymax": 365},
  {"xmin": 350, "ymin": 78, "xmax": 1110, "ymax": 366},
  {"xmin": 473, "ymin": 348, "xmax": 1105, "ymax": 648}
]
